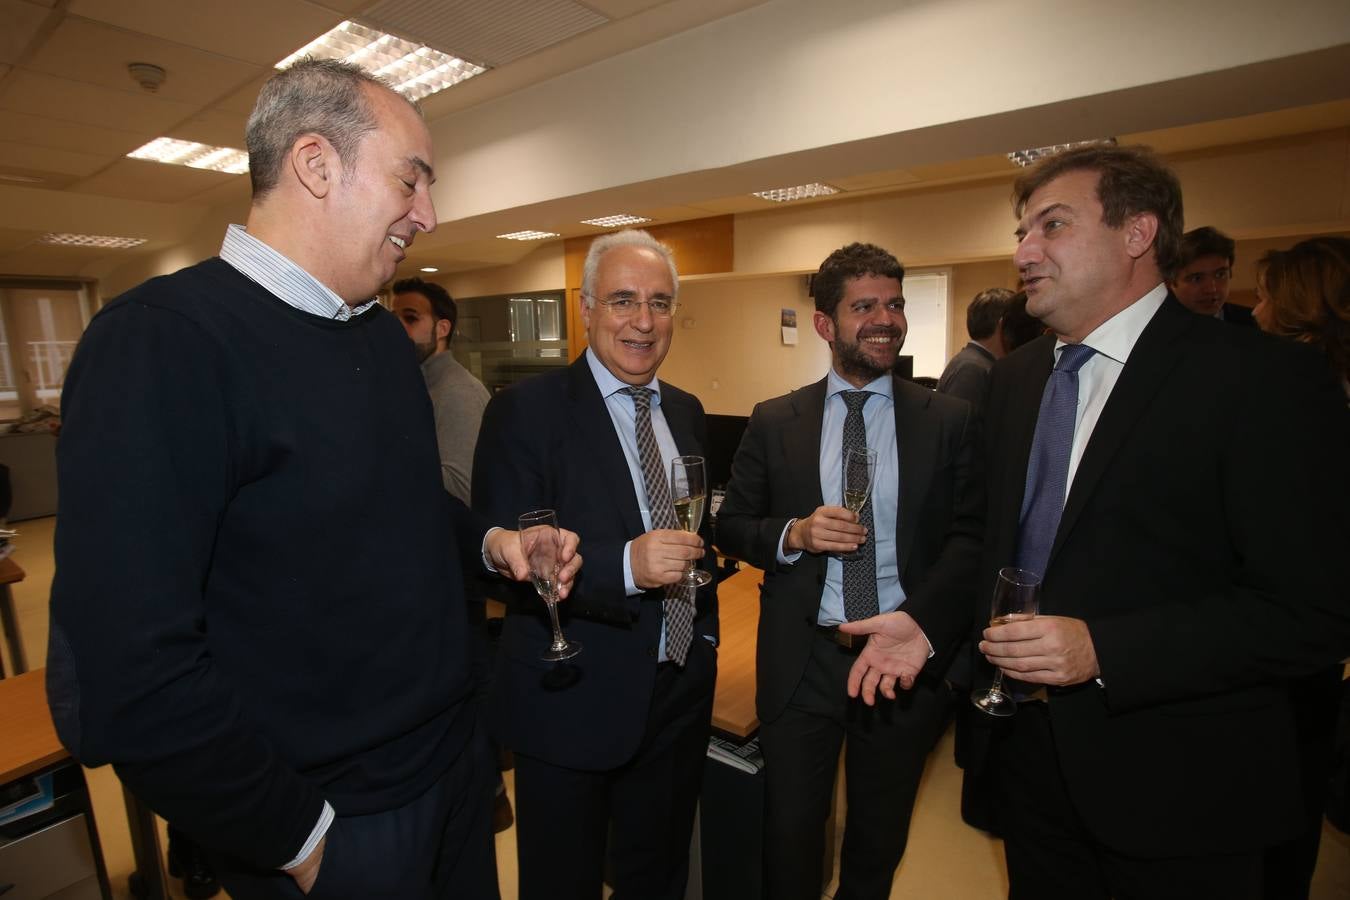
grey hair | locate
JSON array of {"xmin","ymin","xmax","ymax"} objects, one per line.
[
  {"xmin": 580, "ymin": 229, "xmax": 679, "ymax": 306},
  {"xmin": 245, "ymin": 57, "xmax": 418, "ymax": 199}
]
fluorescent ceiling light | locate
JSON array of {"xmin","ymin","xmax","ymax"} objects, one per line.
[
  {"xmin": 419, "ymin": 266, "xmax": 439, "ymax": 273},
  {"xmin": 580, "ymin": 214, "xmax": 652, "ymax": 228},
  {"xmin": 277, "ymin": 21, "xmax": 487, "ymax": 103},
  {"xmin": 42, "ymin": 233, "xmax": 146, "ymax": 249},
  {"xmin": 128, "ymin": 137, "xmax": 250, "ymax": 174},
  {"xmin": 751, "ymin": 183, "xmax": 840, "ymax": 202},
  {"xmin": 1007, "ymin": 138, "xmax": 1117, "ymax": 167},
  {"xmin": 496, "ymin": 230, "xmax": 560, "ymax": 241}
]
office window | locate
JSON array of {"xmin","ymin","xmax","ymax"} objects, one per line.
[{"xmin": 0, "ymin": 281, "xmax": 93, "ymax": 421}]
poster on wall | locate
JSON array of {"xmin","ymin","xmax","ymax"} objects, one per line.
[{"xmin": 781, "ymin": 308, "xmax": 798, "ymax": 345}]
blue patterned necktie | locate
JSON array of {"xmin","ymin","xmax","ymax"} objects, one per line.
[
  {"xmin": 840, "ymin": 391, "xmax": 880, "ymax": 621},
  {"xmin": 1015, "ymin": 343, "xmax": 1097, "ymax": 579},
  {"xmin": 622, "ymin": 387, "xmax": 694, "ymax": 665}
]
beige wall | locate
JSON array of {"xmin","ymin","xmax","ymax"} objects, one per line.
[
  {"xmin": 659, "ymin": 275, "xmax": 828, "ymax": 417},
  {"xmin": 436, "ymin": 243, "xmax": 565, "ymax": 299}
]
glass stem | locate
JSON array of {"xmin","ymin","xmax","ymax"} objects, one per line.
[
  {"xmin": 986, "ymin": 670, "xmax": 1006, "ymax": 701},
  {"xmin": 544, "ymin": 600, "xmax": 566, "ymax": 649}
]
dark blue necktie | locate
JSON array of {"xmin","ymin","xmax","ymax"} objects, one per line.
[
  {"xmin": 841, "ymin": 391, "xmax": 879, "ymax": 621},
  {"xmin": 1015, "ymin": 343, "xmax": 1097, "ymax": 579}
]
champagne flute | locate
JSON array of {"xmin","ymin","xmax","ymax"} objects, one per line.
[
  {"xmin": 670, "ymin": 455, "xmax": 712, "ymax": 588},
  {"xmin": 518, "ymin": 509, "xmax": 581, "ymax": 661},
  {"xmin": 970, "ymin": 566, "xmax": 1042, "ymax": 717},
  {"xmin": 841, "ymin": 447, "xmax": 877, "ymax": 562}
]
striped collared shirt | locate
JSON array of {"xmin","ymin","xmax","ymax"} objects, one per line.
[{"xmin": 219, "ymin": 224, "xmax": 378, "ymax": 321}]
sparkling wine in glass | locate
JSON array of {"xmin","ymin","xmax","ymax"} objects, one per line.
[
  {"xmin": 518, "ymin": 509, "xmax": 581, "ymax": 661},
  {"xmin": 841, "ymin": 447, "xmax": 877, "ymax": 561},
  {"xmin": 670, "ymin": 455, "xmax": 712, "ymax": 588},
  {"xmin": 970, "ymin": 566, "xmax": 1042, "ymax": 717}
]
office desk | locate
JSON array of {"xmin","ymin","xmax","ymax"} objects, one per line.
[
  {"xmin": 0, "ymin": 556, "xmax": 28, "ymax": 678},
  {"xmin": 0, "ymin": 669, "xmax": 111, "ymax": 899},
  {"xmin": 711, "ymin": 565, "xmax": 762, "ymax": 739}
]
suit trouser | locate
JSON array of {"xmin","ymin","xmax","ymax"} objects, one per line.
[
  {"xmin": 991, "ymin": 702, "xmax": 1260, "ymax": 900},
  {"xmin": 513, "ymin": 637, "xmax": 717, "ymax": 900},
  {"xmin": 760, "ymin": 631, "xmax": 951, "ymax": 900},
  {"xmin": 211, "ymin": 715, "xmax": 499, "ymax": 900}
]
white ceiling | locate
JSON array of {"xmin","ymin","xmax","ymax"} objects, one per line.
[{"xmin": 0, "ymin": 0, "xmax": 1348, "ymax": 280}]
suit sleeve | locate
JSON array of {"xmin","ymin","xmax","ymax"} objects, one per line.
[
  {"xmin": 1090, "ymin": 344, "xmax": 1350, "ymax": 711},
  {"xmin": 45, "ymin": 301, "xmax": 324, "ymax": 868},
  {"xmin": 472, "ymin": 385, "xmax": 636, "ymax": 622},
  {"xmin": 897, "ymin": 401, "xmax": 985, "ymax": 674},
  {"xmin": 714, "ymin": 402, "xmax": 796, "ymax": 571}
]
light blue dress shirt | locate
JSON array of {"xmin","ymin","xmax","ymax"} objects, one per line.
[
  {"xmin": 584, "ymin": 349, "xmax": 688, "ymax": 661},
  {"xmin": 780, "ymin": 369, "xmax": 906, "ymax": 625}
]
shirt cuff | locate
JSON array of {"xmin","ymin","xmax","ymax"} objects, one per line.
[
  {"xmin": 481, "ymin": 526, "xmax": 503, "ymax": 573},
  {"xmin": 777, "ymin": 518, "xmax": 804, "ymax": 565},
  {"xmin": 623, "ymin": 540, "xmax": 640, "ymax": 595},
  {"xmin": 280, "ymin": 802, "xmax": 334, "ymax": 870}
]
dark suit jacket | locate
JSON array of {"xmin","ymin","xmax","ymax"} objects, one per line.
[
  {"xmin": 1221, "ymin": 301, "xmax": 1256, "ymax": 327},
  {"xmin": 977, "ymin": 296, "xmax": 1350, "ymax": 857},
  {"xmin": 716, "ymin": 375, "xmax": 983, "ymax": 723},
  {"xmin": 472, "ymin": 357, "xmax": 718, "ymax": 771}
]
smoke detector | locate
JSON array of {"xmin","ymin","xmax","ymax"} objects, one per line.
[{"xmin": 127, "ymin": 63, "xmax": 167, "ymax": 93}]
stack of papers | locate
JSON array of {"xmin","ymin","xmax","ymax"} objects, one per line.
[
  {"xmin": 0, "ymin": 527, "xmax": 16, "ymax": 561},
  {"xmin": 707, "ymin": 735, "xmax": 764, "ymax": 775}
]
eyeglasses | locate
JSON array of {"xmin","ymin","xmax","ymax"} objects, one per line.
[{"xmin": 587, "ymin": 294, "xmax": 678, "ymax": 319}]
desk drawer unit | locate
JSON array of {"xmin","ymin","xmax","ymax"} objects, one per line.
[{"xmin": 0, "ymin": 812, "xmax": 102, "ymax": 900}]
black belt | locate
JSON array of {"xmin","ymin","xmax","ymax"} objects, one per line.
[{"xmin": 815, "ymin": 623, "xmax": 861, "ymax": 653}]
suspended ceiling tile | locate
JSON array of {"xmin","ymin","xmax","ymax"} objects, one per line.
[
  {"xmin": 0, "ymin": 0, "xmax": 55, "ymax": 65},
  {"xmin": 25, "ymin": 16, "xmax": 266, "ymax": 105},
  {"xmin": 0, "ymin": 140, "xmax": 111, "ymax": 177},
  {"xmin": 0, "ymin": 70, "xmax": 198, "ymax": 134},
  {"xmin": 67, "ymin": 0, "xmax": 347, "ymax": 67},
  {"xmin": 0, "ymin": 167, "xmax": 79, "ymax": 190},
  {"xmin": 168, "ymin": 108, "xmax": 251, "ymax": 150},
  {"xmin": 69, "ymin": 157, "xmax": 238, "ymax": 203},
  {"xmin": 0, "ymin": 226, "xmax": 41, "ymax": 254},
  {"xmin": 0, "ymin": 110, "xmax": 145, "ymax": 156},
  {"xmin": 216, "ymin": 72, "xmax": 274, "ymax": 115},
  {"xmin": 362, "ymin": 0, "xmax": 609, "ymax": 68},
  {"xmin": 579, "ymin": 0, "xmax": 668, "ymax": 17}
]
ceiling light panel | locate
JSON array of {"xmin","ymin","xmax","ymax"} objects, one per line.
[
  {"xmin": 127, "ymin": 137, "xmax": 249, "ymax": 174},
  {"xmin": 276, "ymin": 21, "xmax": 487, "ymax": 102},
  {"xmin": 1007, "ymin": 138, "xmax": 1118, "ymax": 167},
  {"xmin": 42, "ymin": 233, "xmax": 146, "ymax": 249},
  {"xmin": 751, "ymin": 183, "xmax": 840, "ymax": 202},
  {"xmin": 496, "ymin": 230, "xmax": 560, "ymax": 241},
  {"xmin": 580, "ymin": 214, "xmax": 652, "ymax": 228}
]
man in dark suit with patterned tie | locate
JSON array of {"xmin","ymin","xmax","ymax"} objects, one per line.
[
  {"xmin": 850, "ymin": 146, "xmax": 1348, "ymax": 899},
  {"xmin": 717, "ymin": 243, "xmax": 982, "ymax": 900},
  {"xmin": 472, "ymin": 229, "xmax": 717, "ymax": 900}
]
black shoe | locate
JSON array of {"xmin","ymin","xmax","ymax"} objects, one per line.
[{"xmin": 167, "ymin": 837, "xmax": 221, "ymax": 899}]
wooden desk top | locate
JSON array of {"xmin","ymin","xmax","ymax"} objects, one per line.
[
  {"xmin": 0, "ymin": 669, "xmax": 67, "ymax": 783},
  {"xmin": 0, "ymin": 556, "xmax": 25, "ymax": 587},
  {"xmin": 712, "ymin": 565, "xmax": 762, "ymax": 739}
]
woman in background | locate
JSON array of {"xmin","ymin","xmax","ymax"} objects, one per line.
[{"xmin": 1253, "ymin": 235, "xmax": 1350, "ymax": 900}]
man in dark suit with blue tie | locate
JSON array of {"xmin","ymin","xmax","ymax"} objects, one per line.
[
  {"xmin": 472, "ymin": 229, "xmax": 717, "ymax": 900},
  {"xmin": 847, "ymin": 146, "xmax": 1349, "ymax": 899},
  {"xmin": 717, "ymin": 243, "xmax": 983, "ymax": 900}
]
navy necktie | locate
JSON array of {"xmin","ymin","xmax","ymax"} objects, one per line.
[
  {"xmin": 1015, "ymin": 343, "xmax": 1097, "ymax": 579},
  {"xmin": 840, "ymin": 391, "xmax": 880, "ymax": 621},
  {"xmin": 621, "ymin": 386, "xmax": 694, "ymax": 665}
]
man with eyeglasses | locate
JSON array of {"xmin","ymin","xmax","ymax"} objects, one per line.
[
  {"xmin": 473, "ymin": 229, "xmax": 718, "ymax": 900},
  {"xmin": 1168, "ymin": 226, "xmax": 1254, "ymax": 325},
  {"xmin": 717, "ymin": 242, "xmax": 982, "ymax": 900}
]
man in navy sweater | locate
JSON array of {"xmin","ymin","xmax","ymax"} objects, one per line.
[{"xmin": 47, "ymin": 58, "xmax": 578, "ymax": 900}]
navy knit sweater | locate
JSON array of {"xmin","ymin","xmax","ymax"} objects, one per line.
[{"xmin": 47, "ymin": 258, "xmax": 482, "ymax": 867}]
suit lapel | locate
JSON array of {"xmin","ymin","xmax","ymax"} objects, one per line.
[
  {"xmin": 1049, "ymin": 300, "xmax": 1191, "ymax": 565},
  {"xmin": 565, "ymin": 358, "xmax": 646, "ymax": 538},
  {"xmin": 787, "ymin": 379, "xmax": 828, "ymax": 509},
  {"xmin": 1000, "ymin": 337, "xmax": 1056, "ymax": 546},
  {"xmin": 892, "ymin": 378, "xmax": 934, "ymax": 576}
]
